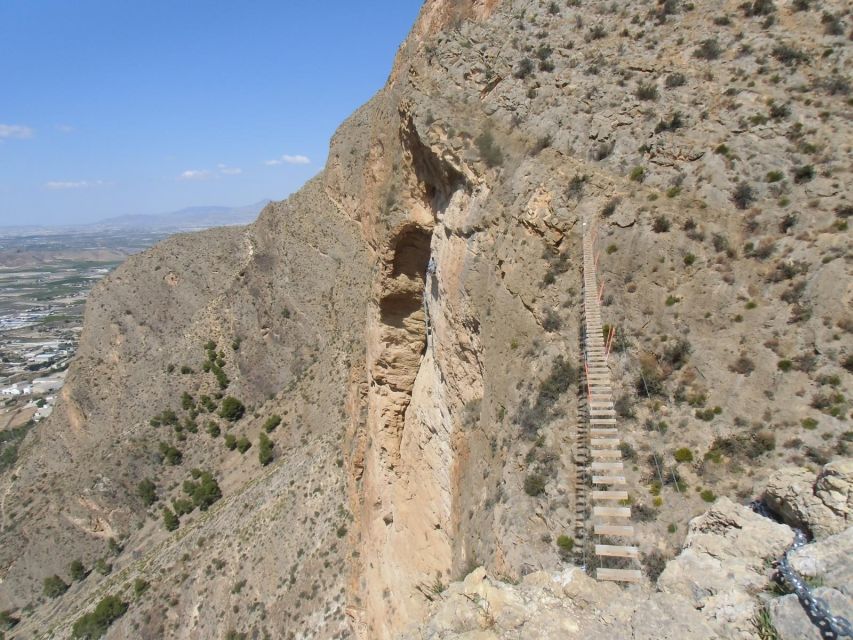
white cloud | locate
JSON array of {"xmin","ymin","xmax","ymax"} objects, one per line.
[
  {"xmin": 45, "ymin": 180, "xmax": 103, "ymax": 190},
  {"xmin": 0, "ymin": 124, "xmax": 34, "ymax": 140},
  {"xmin": 217, "ymin": 164, "xmax": 242, "ymax": 175},
  {"xmin": 178, "ymin": 169, "xmax": 211, "ymax": 181},
  {"xmin": 265, "ymin": 154, "xmax": 310, "ymax": 166}
]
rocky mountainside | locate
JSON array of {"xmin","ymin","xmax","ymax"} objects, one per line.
[
  {"xmin": 403, "ymin": 463, "xmax": 853, "ymax": 639},
  {"xmin": 0, "ymin": 0, "xmax": 850, "ymax": 638}
]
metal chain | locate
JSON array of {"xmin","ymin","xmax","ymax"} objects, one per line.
[{"xmin": 751, "ymin": 502, "xmax": 853, "ymax": 638}]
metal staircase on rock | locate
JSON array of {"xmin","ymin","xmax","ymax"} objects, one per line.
[{"xmin": 577, "ymin": 218, "xmax": 642, "ymax": 583}]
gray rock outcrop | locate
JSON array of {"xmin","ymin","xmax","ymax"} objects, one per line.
[{"xmin": 765, "ymin": 461, "xmax": 853, "ymax": 539}]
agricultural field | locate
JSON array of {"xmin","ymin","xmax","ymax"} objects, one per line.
[{"xmin": 0, "ymin": 229, "xmax": 168, "ymax": 467}]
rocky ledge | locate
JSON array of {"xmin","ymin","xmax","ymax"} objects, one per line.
[{"xmin": 401, "ymin": 462, "xmax": 853, "ymax": 640}]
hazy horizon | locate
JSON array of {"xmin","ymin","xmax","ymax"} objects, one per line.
[
  {"xmin": 0, "ymin": 1, "xmax": 422, "ymax": 226},
  {"xmin": 0, "ymin": 199, "xmax": 271, "ymax": 229}
]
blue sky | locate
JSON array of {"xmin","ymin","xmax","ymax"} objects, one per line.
[{"xmin": 0, "ymin": 1, "xmax": 423, "ymax": 225}]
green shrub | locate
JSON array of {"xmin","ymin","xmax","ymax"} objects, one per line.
[
  {"xmin": 516, "ymin": 356, "xmax": 576, "ymax": 438},
  {"xmin": 635, "ymin": 82, "xmax": 659, "ymax": 101},
  {"xmin": 663, "ymin": 338, "xmax": 691, "ymax": 369},
  {"xmin": 769, "ymin": 102, "xmax": 790, "ymax": 120},
  {"xmin": 262, "ymin": 415, "xmax": 282, "ymax": 433},
  {"xmin": 158, "ymin": 442, "xmax": 182, "ymax": 466},
  {"xmin": 706, "ymin": 431, "xmax": 775, "ymax": 462},
  {"xmin": 601, "ymin": 197, "xmax": 620, "ymax": 217},
  {"xmin": 766, "ymin": 170, "xmax": 783, "ymax": 182},
  {"xmin": 258, "ymin": 433, "xmax": 274, "ymax": 466},
  {"xmin": 183, "ymin": 471, "xmax": 222, "ymax": 511},
  {"xmin": 791, "ymin": 164, "xmax": 814, "ymax": 184},
  {"xmin": 71, "ymin": 595, "xmax": 128, "ymax": 639},
  {"xmin": 172, "ymin": 498, "xmax": 193, "ymax": 516},
  {"xmin": 69, "ymin": 559, "xmax": 86, "ymax": 582},
  {"xmin": 199, "ymin": 395, "xmax": 217, "ymax": 413},
  {"xmin": 748, "ymin": 0, "xmax": 776, "ymax": 15},
  {"xmin": 673, "ymin": 448, "xmax": 694, "ymax": 463},
  {"xmin": 224, "ymin": 434, "xmax": 237, "ymax": 450},
  {"xmin": 665, "ymin": 295, "xmax": 679, "ymax": 306},
  {"xmin": 566, "ymin": 173, "xmax": 587, "ymax": 198},
  {"xmin": 514, "ymin": 57, "xmax": 534, "ymax": 79},
  {"xmin": 652, "ymin": 215, "xmax": 670, "ymax": 233},
  {"xmin": 524, "ymin": 474, "xmax": 546, "ymax": 496},
  {"xmin": 475, "ymin": 128, "xmax": 504, "ymax": 167},
  {"xmin": 556, "ymin": 535, "xmax": 574, "ymax": 559},
  {"xmin": 730, "ymin": 354, "xmax": 755, "ymax": 375},
  {"xmin": 137, "ymin": 479, "xmax": 156, "ymax": 506},
  {"xmin": 153, "ymin": 409, "xmax": 178, "ymax": 427},
  {"xmin": 636, "ymin": 363, "xmax": 666, "ymax": 397},
  {"xmin": 750, "ymin": 112, "xmax": 769, "ymax": 126},
  {"xmin": 213, "ymin": 366, "xmax": 229, "ymax": 390},
  {"xmin": 695, "ymin": 408, "xmax": 716, "ymax": 421},
  {"xmin": 94, "ymin": 558, "xmax": 112, "ymax": 576},
  {"xmin": 772, "ymin": 43, "xmax": 808, "ymax": 66},
  {"xmin": 694, "ymin": 38, "xmax": 721, "ymax": 60},
  {"xmin": 107, "ymin": 538, "xmax": 122, "ymax": 557},
  {"xmin": 777, "ymin": 359, "xmax": 793, "ymax": 372},
  {"xmin": 732, "ymin": 182, "xmax": 755, "ymax": 209},
  {"xmin": 620, "ymin": 441, "xmax": 638, "ymax": 461},
  {"xmin": 236, "ymin": 436, "xmax": 252, "ymax": 454},
  {"xmin": 1, "ymin": 609, "xmax": 21, "ymax": 630},
  {"xmin": 615, "ymin": 394, "xmax": 635, "ymax": 419},
  {"xmin": 643, "ymin": 549, "xmax": 670, "ymax": 581},
  {"xmin": 542, "ymin": 309, "xmax": 562, "ymax": 332},
  {"xmin": 219, "ymin": 397, "xmax": 245, "ymax": 422},
  {"xmin": 683, "ymin": 253, "xmax": 696, "ymax": 266},
  {"xmin": 163, "ymin": 508, "xmax": 179, "ymax": 531},
  {"xmin": 133, "ymin": 578, "xmax": 149, "ymax": 597},
  {"xmin": 665, "ymin": 72, "xmax": 686, "ymax": 88},
  {"xmin": 700, "ymin": 489, "xmax": 717, "ymax": 503},
  {"xmin": 206, "ymin": 421, "xmax": 221, "ymax": 438},
  {"xmin": 629, "ymin": 166, "xmax": 645, "ymax": 182},
  {"xmin": 801, "ymin": 417, "xmax": 818, "ymax": 430},
  {"xmin": 43, "ymin": 575, "xmax": 69, "ymax": 598},
  {"xmin": 588, "ymin": 24, "xmax": 607, "ymax": 40}
]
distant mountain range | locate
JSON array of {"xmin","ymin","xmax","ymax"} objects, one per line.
[{"xmin": 0, "ymin": 200, "xmax": 270, "ymax": 237}]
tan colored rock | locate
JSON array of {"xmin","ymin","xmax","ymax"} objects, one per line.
[
  {"xmin": 765, "ymin": 461, "xmax": 853, "ymax": 539},
  {"xmin": 658, "ymin": 498, "xmax": 793, "ymax": 638},
  {"xmin": 769, "ymin": 587, "xmax": 853, "ymax": 640},
  {"xmin": 789, "ymin": 526, "xmax": 853, "ymax": 598}
]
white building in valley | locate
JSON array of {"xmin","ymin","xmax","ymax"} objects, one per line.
[{"xmin": 1, "ymin": 383, "xmax": 32, "ymax": 396}]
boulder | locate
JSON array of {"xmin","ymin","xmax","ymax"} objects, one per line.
[
  {"xmin": 764, "ymin": 461, "xmax": 853, "ymax": 539},
  {"xmin": 788, "ymin": 526, "xmax": 853, "ymax": 598},
  {"xmin": 768, "ymin": 587, "xmax": 853, "ymax": 640},
  {"xmin": 658, "ymin": 498, "xmax": 793, "ymax": 639}
]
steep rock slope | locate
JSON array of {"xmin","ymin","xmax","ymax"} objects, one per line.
[{"xmin": 0, "ymin": 0, "xmax": 850, "ymax": 638}]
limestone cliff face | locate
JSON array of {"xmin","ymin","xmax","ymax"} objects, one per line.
[{"xmin": 2, "ymin": 0, "xmax": 851, "ymax": 638}]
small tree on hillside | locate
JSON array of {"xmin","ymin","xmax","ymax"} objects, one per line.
[{"xmin": 219, "ymin": 397, "xmax": 245, "ymax": 422}]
